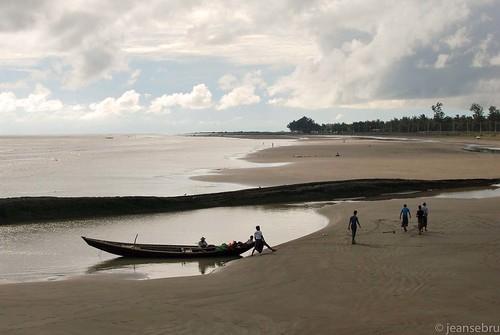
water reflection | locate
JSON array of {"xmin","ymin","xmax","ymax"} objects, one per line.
[{"xmin": 87, "ymin": 256, "xmax": 239, "ymax": 278}]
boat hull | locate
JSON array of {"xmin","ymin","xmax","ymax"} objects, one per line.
[{"xmin": 82, "ymin": 236, "xmax": 254, "ymax": 258}]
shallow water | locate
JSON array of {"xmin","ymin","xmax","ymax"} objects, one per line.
[
  {"xmin": 0, "ymin": 205, "xmax": 327, "ymax": 283},
  {"xmin": 434, "ymin": 185, "xmax": 500, "ymax": 199},
  {"xmin": 0, "ymin": 135, "xmax": 294, "ymax": 197}
]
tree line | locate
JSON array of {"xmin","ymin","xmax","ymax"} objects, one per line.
[{"xmin": 287, "ymin": 103, "xmax": 500, "ymax": 134}]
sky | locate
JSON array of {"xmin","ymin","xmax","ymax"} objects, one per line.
[{"xmin": 0, "ymin": 0, "xmax": 499, "ymax": 134}]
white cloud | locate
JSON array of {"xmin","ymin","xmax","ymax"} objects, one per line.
[
  {"xmin": 444, "ymin": 27, "xmax": 470, "ymax": 49},
  {"xmin": 83, "ymin": 90, "xmax": 142, "ymax": 120},
  {"xmin": 0, "ymin": 80, "xmax": 28, "ymax": 90},
  {"xmin": 268, "ymin": 97, "xmax": 284, "ymax": 105},
  {"xmin": 340, "ymin": 99, "xmax": 411, "ymax": 110},
  {"xmin": 127, "ymin": 69, "xmax": 142, "ymax": 86},
  {"xmin": 217, "ymin": 71, "xmax": 265, "ymax": 110},
  {"xmin": 472, "ymin": 34, "xmax": 494, "ymax": 68},
  {"xmin": 0, "ymin": 91, "xmax": 17, "ymax": 113},
  {"xmin": 490, "ymin": 53, "xmax": 500, "ymax": 66},
  {"xmin": 434, "ymin": 54, "xmax": 449, "ymax": 68},
  {"xmin": 218, "ymin": 86, "xmax": 260, "ymax": 110},
  {"xmin": 1, "ymin": 84, "xmax": 216, "ymax": 122},
  {"xmin": 218, "ymin": 74, "xmax": 238, "ymax": 91},
  {"xmin": 149, "ymin": 84, "xmax": 213, "ymax": 113},
  {"xmin": 0, "ymin": 84, "xmax": 63, "ymax": 115}
]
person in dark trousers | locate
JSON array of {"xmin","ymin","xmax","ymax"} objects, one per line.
[
  {"xmin": 251, "ymin": 225, "xmax": 276, "ymax": 255},
  {"xmin": 400, "ymin": 204, "xmax": 411, "ymax": 232},
  {"xmin": 416, "ymin": 205, "xmax": 424, "ymax": 235},
  {"xmin": 422, "ymin": 202, "xmax": 429, "ymax": 231},
  {"xmin": 348, "ymin": 210, "xmax": 361, "ymax": 244}
]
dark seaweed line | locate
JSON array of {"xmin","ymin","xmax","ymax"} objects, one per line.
[{"xmin": 1, "ymin": 178, "xmax": 498, "ymax": 225}]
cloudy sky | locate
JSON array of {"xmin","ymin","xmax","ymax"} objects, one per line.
[{"xmin": 1, "ymin": 0, "xmax": 499, "ymax": 134}]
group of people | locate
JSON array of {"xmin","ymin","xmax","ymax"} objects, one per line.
[
  {"xmin": 197, "ymin": 225, "xmax": 276, "ymax": 254},
  {"xmin": 348, "ymin": 202, "xmax": 430, "ymax": 244},
  {"xmin": 400, "ymin": 202, "xmax": 429, "ymax": 234}
]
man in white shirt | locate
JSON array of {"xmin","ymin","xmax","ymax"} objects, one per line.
[
  {"xmin": 422, "ymin": 202, "xmax": 429, "ymax": 231},
  {"xmin": 251, "ymin": 225, "xmax": 276, "ymax": 255}
]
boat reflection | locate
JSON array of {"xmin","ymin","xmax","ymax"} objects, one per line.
[{"xmin": 87, "ymin": 256, "xmax": 241, "ymax": 277}]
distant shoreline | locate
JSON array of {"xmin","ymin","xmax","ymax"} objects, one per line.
[
  {"xmin": 1, "ymin": 178, "xmax": 499, "ymax": 225},
  {"xmin": 189, "ymin": 131, "xmax": 500, "ymax": 140}
]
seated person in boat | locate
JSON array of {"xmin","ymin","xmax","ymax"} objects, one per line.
[
  {"xmin": 235, "ymin": 236, "xmax": 254, "ymax": 247},
  {"xmin": 198, "ymin": 236, "xmax": 208, "ymax": 248}
]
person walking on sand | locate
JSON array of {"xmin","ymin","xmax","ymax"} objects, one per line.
[
  {"xmin": 251, "ymin": 226, "xmax": 276, "ymax": 255},
  {"xmin": 400, "ymin": 204, "xmax": 411, "ymax": 232},
  {"xmin": 416, "ymin": 205, "xmax": 424, "ymax": 235},
  {"xmin": 422, "ymin": 202, "xmax": 429, "ymax": 231},
  {"xmin": 348, "ymin": 210, "xmax": 361, "ymax": 244}
]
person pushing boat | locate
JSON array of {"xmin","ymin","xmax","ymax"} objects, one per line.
[{"xmin": 251, "ymin": 226, "xmax": 276, "ymax": 255}]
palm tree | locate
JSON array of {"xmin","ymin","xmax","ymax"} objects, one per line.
[
  {"xmin": 470, "ymin": 103, "xmax": 484, "ymax": 133},
  {"xmin": 432, "ymin": 102, "xmax": 445, "ymax": 133},
  {"xmin": 488, "ymin": 106, "xmax": 500, "ymax": 133}
]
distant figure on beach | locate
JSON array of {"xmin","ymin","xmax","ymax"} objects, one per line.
[
  {"xmin": 251, "ymin": 226, "xmax": 276, "ymax": 255},
  {"xmin": 400, "ymin": 204, "xmax": 411, "ymax": 232},
  {"xmin": 348, "ymin": 210, "xmax": 361, "ymax": 244},
  {"xmin": 422, "ymin": 202, "xmax": 429, "ymax": 231},
  {"xmin": 198, "ymin": 237, "xmax": 208, "ymax": 248},
  {"xmin": 416, "ymin": 205, "xmax": 424, "ymax": 235},
  {"xmin": 335, "ymin": 152, "xmax": 340, "ymax": 157}
]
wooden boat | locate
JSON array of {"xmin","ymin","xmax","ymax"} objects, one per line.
[{"xmin": 82, "ymin": 236, "xmax": 254, "ymax": 258}]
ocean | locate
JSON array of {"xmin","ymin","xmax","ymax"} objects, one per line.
[{"xmin": 0, "ymin": 134, "xmax": 292, "ymax": 197}]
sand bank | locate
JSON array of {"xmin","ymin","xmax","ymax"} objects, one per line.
[
  {"xmin": 1, "ymin": 197, "xmax": 499, "ymax": 334},
  {"xmin": 1, "ymin": 178, "xmax": 499, "ymax": 224},
  {"xmin": 194, "ymin": 137, "xmax": 500, "ymax": 186}
]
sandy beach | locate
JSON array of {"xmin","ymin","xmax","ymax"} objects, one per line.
[
  {"xmin": 195, "ymin": 136, "xmax": 500, "ymax": 186},
  {"xmin": 1, "ymin": 137, "xmax": 500, "ymax": 334}
]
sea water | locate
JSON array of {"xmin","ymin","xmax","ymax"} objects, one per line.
[{"xmin": 0, "ymin": 134, "xmax": 296, "ymax": 197}]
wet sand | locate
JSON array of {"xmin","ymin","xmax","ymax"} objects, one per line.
[
  {"xmin": 195, "ymin": 137, "xmax": 500, "ymax": 186},
  {"xmin": 1, "ymin": 137, "xmax": 500, "ymax": 334}
]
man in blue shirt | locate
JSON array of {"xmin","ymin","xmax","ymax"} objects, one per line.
[{"xmin": 400, "ymin": 204, "xmax": 411, "ymax": 232}]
